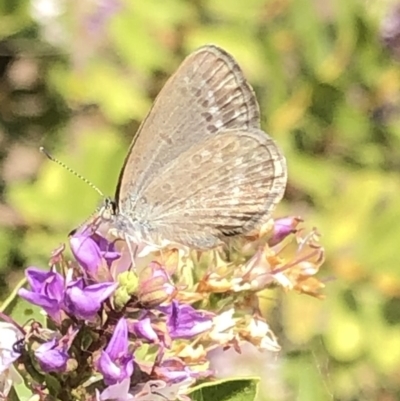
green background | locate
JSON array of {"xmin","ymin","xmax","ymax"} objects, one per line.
[{"xmin": 1, "ymin": 0, "xmax": 400, "ymax": 400}]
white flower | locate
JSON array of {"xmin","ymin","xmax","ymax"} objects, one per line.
[
  {"xmin": 0, "ymin": 322, "xmax": 23, "ymax": 397},
  {"xmin": 135, "ymin": 379, "xmax": 194, "ymax": 401},
  {"xmin": 208, "ymin": 309, "xmax": 236, "ymax": 343},
  {"xmin": 98, "ymin": 378, "xmax": 135, "ymax": 401},
  {"xmin": 246, "ymin": 318, "xmax": 280, "ymax": 352}
]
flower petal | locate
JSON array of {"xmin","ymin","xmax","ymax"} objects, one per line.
[
  {"xmin": 65, "ymin": 279, "xmax": 117, "ymax": 320},
  {"xmin": 35, "ymin": 339, "xmax": 69, "ymax": 373},
  {"xmin": 164, "ymin": 302, "xmax": 213, "ymax": 340},
  {"xmin": 106, "ymin": 318, "xmax": 129, "ymax": 358},
  {"xmin": 0, "ymin": 322, "xmax": 23, "ymax": 375},
  {"xmin": 70, "ymin": 235, "xmax": 103, "ymax": 274}
]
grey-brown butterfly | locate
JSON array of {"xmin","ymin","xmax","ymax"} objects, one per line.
[{"xmin": 96, "ymin": 44, "xmax": 287, "ymax": 250}]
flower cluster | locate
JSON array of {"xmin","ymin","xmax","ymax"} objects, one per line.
[{"xmin": 0, "ymin": 216, "xmax": 324, "ymax": 400}]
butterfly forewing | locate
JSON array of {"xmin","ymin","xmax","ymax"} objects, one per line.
[{"xmin": 116, "ymin": 45, "xmax": 260, "ymax": 208}]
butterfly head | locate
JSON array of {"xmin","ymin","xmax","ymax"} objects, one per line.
[
  {"xmin": 68, "ymin": 197, "xmax": 116, "ymax": 237},
  {"xmin": 98, "ymin": 197, "xmax": 149, "ymax": 246},
  {"xmin": 98, "ymin": 196, "xmax": 118, "ymax": 222}
]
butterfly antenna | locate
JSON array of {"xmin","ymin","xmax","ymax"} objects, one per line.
[{"xmin": 39, "ymin": 146, "xmax": 104, "ymax": 197}]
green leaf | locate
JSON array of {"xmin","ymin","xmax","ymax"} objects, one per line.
[
  {"xmin": 188, "ymin": 377, "xmax": 259, "ymax": 401},
  {"xmin": 13, "ymin": 380, "xmax": 34, "ymax": 401},
  {"xmin": 7, "ymin": 387, "xmax": 21, "ymax": 401}
]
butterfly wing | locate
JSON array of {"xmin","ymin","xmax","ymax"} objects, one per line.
[
  {"xmin": 115, "ymin": 45, "xmax": 260, "ymax": 209},
  {"xmin": 139, "ymin": 129, "xmax": 287, "ymax": 248}
]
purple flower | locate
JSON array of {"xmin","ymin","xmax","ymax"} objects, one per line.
[
  {"xmin": 97, "ymin": 318, "xmax": 134, "ymax": 386},
  {"xmin": 129, "ymin": 317, "xmax": 159, "ymax": 343},
  {"xmin": 155, "ymin": 357, "xmax": 209, "ymax": 384},
  {"xmin": 65, "ymin": 278, "xmax": 118, "ymax": 321},
  {"xmin": 70, "ymin": 235, "xmax": 102, "ymax": 275},
  {"xmin": 99, "ymin": 378, "xmax": 134, "ymax": 400},
  {"xmin": 35, "ymin": 339, "xmax": 69, "ymax": 373},
  {"xmin": 162, "ymin": 301, "xmax": 213, "ymax": 340},
  {"xmin": 129, "ymin": 378, "xmax": 195, "ymax": 401},
  {"xmin": 95, "ymin": 235, "xmax": 121, "ymax": 266},
  {"xmin": 70, "ymin": 234, "xmax": 120, "ymax": 276},
  {"xmin": 18, "ymin": 267, "xmax": 65, "ymax": 323},
  {"xmin": 268, "ymin": 216, "xmax": 301, "ymax": 247}
]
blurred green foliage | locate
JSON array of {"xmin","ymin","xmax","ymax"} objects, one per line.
[{"xmin": 1, "ymin": 0, "xmax": 400, "ymax": 400}]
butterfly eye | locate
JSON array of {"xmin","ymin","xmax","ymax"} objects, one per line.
[
  {"xmin": 101, "ymin": 198, "xmax": 118, "ymax": 221},
  {"xmin": 110, "ymin": 200, "xmax": 118, "ymax": 215}
]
